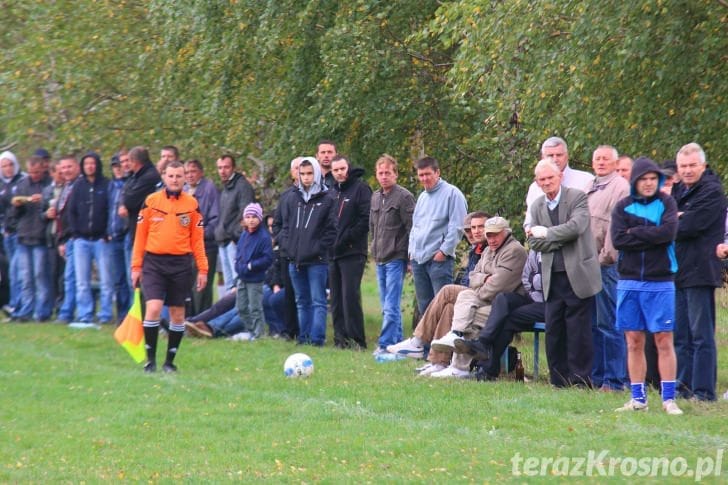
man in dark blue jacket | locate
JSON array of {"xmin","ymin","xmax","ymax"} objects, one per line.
[
  {"xmin": 329, "ymin": 155, "xmax": 372, "ymax": 350},
  {"xmin": 672, "ymin": 143, "xmax": 726, "ymax": 402},
  {"xmin": 67, "ymin": 151, "xmax": 113, "ymax": 324}
]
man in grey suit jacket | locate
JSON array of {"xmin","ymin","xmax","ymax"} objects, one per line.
[{"xmin": 527, "ymin": 158, "xmax": 602, "ymax": 387}]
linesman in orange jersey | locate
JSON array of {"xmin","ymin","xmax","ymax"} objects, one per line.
[{"xmin": 131, "ymin": 160, "xmax": 208, "ymax": 373}]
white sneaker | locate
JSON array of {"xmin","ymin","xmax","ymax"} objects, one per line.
[
  {"xmin": 723, "ymin": 389, "xmax": 728, "ymax": 400},
  {"xmin": 662, "ymin": 400, "xmax": 684, "ymax": 415},
  {"xmin": 230, "ymin": 332, "xmax": 254, "ymax": 341},
  {"xmin": 386, "ymin": 338, "xmax": 424, "ymax": 359},
  {"xmin": 429, "ymin": 365, "xmax": 470, "ymax": 379},
  {"xmin": 615, "ymin": 399, "xmax": 648, "ymax": 412},
  {"xmin": 417, "ymin": 363, "xmax": 447, "ymax": 376},
  {"xmin": 430, "ymin": 331, "xmax": 459, "ymax": 352}
]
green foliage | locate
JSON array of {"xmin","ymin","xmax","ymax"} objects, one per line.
[{"xmin": 1, "ymin": 0, "xmax": 726, "ymax": 219}]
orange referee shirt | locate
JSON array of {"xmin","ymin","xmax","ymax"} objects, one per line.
[{"xmin": 131, "ymin": 190, "xmax": 208, "ymax": 274}]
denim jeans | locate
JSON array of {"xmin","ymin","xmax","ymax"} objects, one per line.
[
  {"xmin": 411, "ymin": 257, "xmax": 454, "ymax": 315},
  {"xmin": 3, "ymin": 233, "xmax": 21, "ymax": 310},
  {"xmin": 108, "ymin": 237, "xmax": 132, "ymax": 322},
  {"xmin": 237, "ymin": 280, "xmax": 264, "ymax": 338},
  {"xmin": 15, "ymin": 242, "xmax": 51, "ymax": 320},
  {"xmin": 591, "ymin": 264, "xmax": 626, "ymax": 390},
  {"xmin": 124, "ymin": 232, "xmax": 133, "ymax": 288},
  {"xmin": 74, "ymin": 238, "xmax": 113, "ymax": 323},
  {"xmin": 375, "ymin": 259, "xmax": 406, "ymax": 349},
  {"xmin": 218, "ymin": 241, "xmax": 237, "ymax": 291},
  {"xmin": 674, "ymin": 286, "xmax": 717, "ymax": 401},
  {"xmin": 263, "ymin": 284, "xmax": 286, "ymax": 335},
  {"xmin": 208, "ymin": 307, "xmax": 244, "ymax": 337},
  {"xmin": 288, "ymin": 263, "xmax": 328, "ymax": 346},
  {"xmin": 57, "ymin": 238, "xmax": 76, "ymax": 321}
]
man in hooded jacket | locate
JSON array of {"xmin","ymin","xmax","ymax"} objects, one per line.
[
  {"xmin": 278, "ymin": 157, "xmax": 337, "ymax": 346},
  {"xmin": 328, "ymin": 155, "xmax": 372, "ymax": 350},
  {"xmin": 67, "ymin": 151, "xmax": 113, "ymax": 324},
  {"xmin": 0, "ymin": 150, "xmax": 24, "ymax": 314}
]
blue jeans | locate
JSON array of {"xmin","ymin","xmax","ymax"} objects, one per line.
[
  {"xmin": 3, "ymin": 233, "xmax": 21, "ymax": 310},
  {"xmin": 411, "ymin": 257, "xmax": 454, "ymax": 315},
  {"xmin": 74, "ymin": 238, "xmax": 113, "ymax": 323},
  {"xmin": 57, "ymin": 239, "xmax": 76, "ymax": 321},
  {"xmin": 591, "ymin": 264, "xmax": 626, "ymax": 390},
  {"xmin": 15, "ymin": 242, "xmax": 51, "ymax": 320},
  {"xmin": 263, "ymin": 284, "xmax": 286, "ymax": 335},
  {"xmin": 208, "ymin": 307, "xmax": 244, "ymax": 337},
  {"xmin": 376, "ymin": 259, "xmax": 406, "ymax": 349},
  {"xmin": 288, "ymin": 263, "xmax": 328, "ymax": 346},
  {"xmin": 124, "ymin": 232, "xmax": 133, "ymax": 288},
  {"xmin": 218, "ymin": 242, "xmax": 237, "ymax": 291},
  {"xmin": 108, "ymin": 238, "xmax": 132, "ymax": 322},
  {"xmin": 674, "ymin": 286, "xmax": 717, "ymax": 401}
]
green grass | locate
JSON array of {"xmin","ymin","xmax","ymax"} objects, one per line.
[{"xmin": 1, "ymin": 267, "xmax": 727, "ymax": 482}]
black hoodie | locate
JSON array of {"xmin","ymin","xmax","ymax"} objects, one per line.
[
  {"xmin": 67, "ymin": 151, "xmax": 111, "ymax": 239},
  {"xmin": 329, "ymin": 167, "xmax": 371, "ymax": 259}
]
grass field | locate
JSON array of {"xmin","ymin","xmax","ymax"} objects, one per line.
[{"xmin": 1, "ymin": 266, "xmax": 727, "ymax": 482}]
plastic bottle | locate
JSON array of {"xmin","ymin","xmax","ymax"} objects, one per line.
[{"xmin": 375, "ymin": 352, "xmax": 406, "ymax": 363}]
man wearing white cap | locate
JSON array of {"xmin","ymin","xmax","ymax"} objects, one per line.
[{"xmin": 429, "ymin": 216, "xmax": 527, "ymax": 378}]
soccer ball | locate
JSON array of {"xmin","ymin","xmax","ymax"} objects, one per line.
[{"xmin": 284, "ymin": 353, "xmax": 314, "ymax": 378}]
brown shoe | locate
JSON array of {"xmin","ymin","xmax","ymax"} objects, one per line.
[{"xmin": 185, "ymin": 321, "xmax": 212, "ymax": 338}]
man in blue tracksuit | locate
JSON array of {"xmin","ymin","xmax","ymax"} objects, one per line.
[{"xmin": 611, "ymin": 157, "xmax": 682, "ymax": 414}]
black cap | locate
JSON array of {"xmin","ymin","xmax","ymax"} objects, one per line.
[{"xmin": 33, "ymin": 148, "xmax": 51, "ymax": 159}]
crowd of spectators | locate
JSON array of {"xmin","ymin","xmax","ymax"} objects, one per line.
[{"xmin": 0, "ymin": 136, "xmax": 725, "ymax": 404}]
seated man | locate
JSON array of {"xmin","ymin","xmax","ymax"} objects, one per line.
[
  {"xmin": 429, "ymin": 216, "xmax": 527, "ymax": 378},
  {"xmin": 454, "ymin": 250, "xmax": 545, "ymax": 380},
  {"xmin": 386, "ymin": 212, "xmax": 488, "ymax": 375},
  {"xmin": 185, "ymin": 291, "xmax": 243, "ymax": 338}
]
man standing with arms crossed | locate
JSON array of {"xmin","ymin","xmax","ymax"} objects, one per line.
[
  {"xmin": 672, "ymin": 142, "xmax": 725, "ymax": 401},
  {"xmin": 409, "ymin": 156, "xmax": 467, "ymax": 318},
  {"xmin": 370, "ymin": 154, "xmax": 415, "ymax": 355},
  {"xmin": 132, "ymin": 161, "xmax": 207, "ymax": 373}
]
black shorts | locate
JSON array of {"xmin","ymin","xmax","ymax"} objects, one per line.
[{"xmin": 141, "ymin": 253, "xmax": 194, "ymax": 306}]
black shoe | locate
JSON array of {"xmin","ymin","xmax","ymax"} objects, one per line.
[
  {"xmin": 162, "ymin": 363, "xmax": 177, "ymax": 373},
  {"xmin": 453, "ymin": 338, "xmax": 491, "ymax": 361},
  {"xmin": 144, "ymin": 362, "xmax": 157, "ymax": 373},
  {"xmin": 474, "ymin": 365, "xmax": 498, "ymax": 382}
]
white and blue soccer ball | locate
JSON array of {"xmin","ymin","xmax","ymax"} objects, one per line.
[{"xmin": 284, "ymin": 353, "xmax": 314, "ymax": 378}]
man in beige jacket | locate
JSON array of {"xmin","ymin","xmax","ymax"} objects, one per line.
[{"xmin": 429, "ymin": 216, "xmax": 527, "ymax": 378}]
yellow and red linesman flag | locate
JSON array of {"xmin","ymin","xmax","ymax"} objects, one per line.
[{"xmin": 114, "ymin": 288, "xmax": 145, "ymax": 363}]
